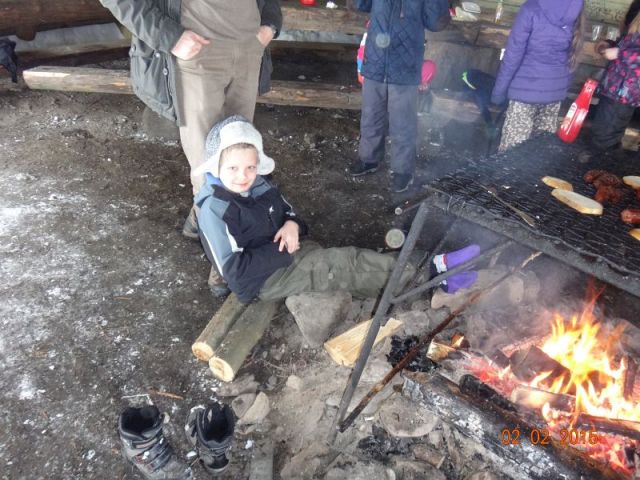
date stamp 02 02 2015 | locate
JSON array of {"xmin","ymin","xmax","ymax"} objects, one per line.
[{"xmin": 501, "ymin": 427, "xmax": 603, "ymax": 447}]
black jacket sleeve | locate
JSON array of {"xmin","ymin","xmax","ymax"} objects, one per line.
[{"xmin": 259, "ymin": 0, "xmax": 283, "ymax": 38}]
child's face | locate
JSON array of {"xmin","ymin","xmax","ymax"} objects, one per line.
[{"xmin": 218, "ymin": 147, "xmax": 259, "ymax": 194}]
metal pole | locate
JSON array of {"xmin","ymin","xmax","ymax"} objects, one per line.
[{"xmin": 327, "ymin": 201, "xmax": 431, "ymax": 444}]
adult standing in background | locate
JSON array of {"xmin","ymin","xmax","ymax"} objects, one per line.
[
  {"xmin": 99, "ymin": 0, "xmax": 282, "ymax": 238},
  {"xmin": 491, "ymin": 0, "xmax": 584, "ymax": 152},
  {"xmin": 348, "ymin": 0, "xmax": 450, "ymax": 193}
]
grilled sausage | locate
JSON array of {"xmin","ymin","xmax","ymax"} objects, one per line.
[
  {"xmin": 584, "ymin": 170, "xmax": 606, "ymax": 183},
  {"xmin": 593, "ymin": 173, "xmax": 623, "ymax": 188},
  {"xmin": 621, "ymin": 208, "xmax": 640, "ymax": 224},
  {"xmin": 595, "ymin": 186, "xmax": 625, "ymax": 204}
]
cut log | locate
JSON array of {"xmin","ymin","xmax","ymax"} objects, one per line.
[
  {"xmin": 0, "ymin": 1, "xmax": 366, "ymax": 40},
  {"xmin": 208, "ymin": 300, "xmax": 279, "ymax": 383},
  {"xmin": 624, "ymin": 356, "xmax": 637, "ymax": 401},
  {"xmin": 191, "ymin": 293, "xmax": 247, "ymax": 362},
  {"xmin": 18, "ymin": 40, "xmax": 130, "ymax": 68},
  {"xmin": 509, "ymin": 385, "xmax": 575, "ymax": 412},
  {"xmin": 577, "ymin": 414, "xmax": 640, "ymax": 441},
  {"xmin": 23, "ymin": 67, "xmax": 363, "ymax": 109},
  {"xmin": 0, "ymin": 0, "xmax": 114, "ymax": 40},
  {"xmin": 324, "ymin": 318, "xmax": 403, "ymax": 367},
  {"xmin": 509, "ymin": 345, "xmax": 571, "ymax": 387}
]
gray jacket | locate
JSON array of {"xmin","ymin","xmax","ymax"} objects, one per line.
[{"xmin": 99, "ymin": 0, "xmax": 282, "ymax": 125}]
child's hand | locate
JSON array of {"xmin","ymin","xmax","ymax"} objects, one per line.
[
  {"xmin": 603, "ymin": 47, "xmax": 619, "ymax": 61},
  {"xmin": 274, "ymin": 220, "xmax": 300, "ymax": 254}
]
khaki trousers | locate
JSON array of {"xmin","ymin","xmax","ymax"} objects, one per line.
[
  {"xmin": 176, "ymin": 38, "xmax": 264, "ymax": 195},
  {"xmin": 258, "ymin": 242, "xmax": 416, "ymax": 301}
]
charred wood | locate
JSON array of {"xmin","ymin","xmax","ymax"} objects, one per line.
[
  {"xmin": 625, "ymin": 356, "xmax": 638, "ymax": 401},
  {"xmin": 577, "ymin": 414, "xmax": 640, "ymax": 442},
  {"xmin": 509, "ymin": 345, "xmax": 571, "ymax": 387},
  {"xmin": 509, "ymin": 385, "xmax": 575, "ymax": 413},
  {"xmin": 403, "ymin": 372, "xmax": 626, "ymax": 480}
]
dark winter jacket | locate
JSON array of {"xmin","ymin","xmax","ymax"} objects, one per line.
[
  {"xmin": 98, "ymin": 0, "xmax": 282, "ymax": 125},
  {"xmin": 491, "ymin": 0, "xmax": 583, "ymax": 105},
  {"xmin": 356, "ymin": 0, "xmax": 450, "ymax": 85},
  {"xmin": 195, "ymin": 176, "xmax": 308, "ymax": 303},
  {"xmin": 600, "ymin": 33, "xmax": 640, "ymax": 107}
]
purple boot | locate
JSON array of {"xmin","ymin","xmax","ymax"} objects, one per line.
[{"xmin": 432, "ymin": 244, "xmax": 480, "ymax": 294}]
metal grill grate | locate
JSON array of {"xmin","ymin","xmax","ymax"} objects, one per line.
[{"xmin": 425, "ymin": 134, "xmax": 640, "ymax": 297}]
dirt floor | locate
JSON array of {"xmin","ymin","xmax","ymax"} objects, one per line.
[{"xmin": 0, "ymin": 67, "xmax": 492, "ymax": 480}]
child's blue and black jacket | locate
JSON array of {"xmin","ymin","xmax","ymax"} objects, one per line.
[
  {"xmin": 356, "ymin": 0, "xmax": 449, "ymax": 85},
  {"xmin": 195, "ymin": 175, "xmax": 308, "ymax": 303}
]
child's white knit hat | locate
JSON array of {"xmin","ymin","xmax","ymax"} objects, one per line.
[{"xmin": 194, "ymin": 115, "xmax": 275, "ymax": 177}]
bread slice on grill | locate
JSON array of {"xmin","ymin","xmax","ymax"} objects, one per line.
[
  {"xmin": 623, "ymin": 176, "xmax": 640, "ymax": 190},
  {"xmin": 631, "ymin": 229, "xmax": 640, "ymax": 242},
  {"xmin": 542, "ymin": 176, "xmax": 573, "ymax": 191},
  {"xmin": 551, "ymin": 189, "xmax": 603, "ymax": 215}
]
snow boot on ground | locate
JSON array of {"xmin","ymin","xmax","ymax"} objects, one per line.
[
  {"xmin": 185, "ymin": 403, "xmax": 235, "ymax": 475},
  {"xmin": 119, "ymin": 405, "xmax": 193, "ymax": 480}
]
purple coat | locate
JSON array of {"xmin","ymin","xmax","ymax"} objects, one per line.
[{"xmin": 491, "ymin": 0, "xmax": 584, "ymax": 105}]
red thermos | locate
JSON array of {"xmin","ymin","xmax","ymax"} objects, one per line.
[
  {"xmin": 299, "ymin": 0, "xmax": 316, "ymax": 5},
  {"xmin": 557, "ymin": 78, "xmax": 598, "ymax": 143}
]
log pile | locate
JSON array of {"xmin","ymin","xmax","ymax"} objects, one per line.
[{"xmin": 191, "ymin": 294, "xmax": 281, "ymax": 383}]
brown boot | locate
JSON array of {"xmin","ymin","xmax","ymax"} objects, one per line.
[
  {"xmin": 182, "ymin": 206, "xmax": 199, "ymax": 240},
  {"xmin": 208, "ymin": 266, "xmax": 230, "ymax": 298}
]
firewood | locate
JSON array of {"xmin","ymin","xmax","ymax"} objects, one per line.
[
  {"xmin": 509, "ymin": 345, "xmax": 571, "ymax": 387},
  {"xmin": 509, "ymin": 385, "xmax": 575, "ymax": 412},
  {"xmin": 577, "ymin": 414, "xmax": 640, "ymax": 441},
  {"xmin": 624, "ymin": 356, "xmax": 637, "ymax": 401},
  {"xmin": 324, "ymin": 318, "xmax": 403, "ymax": 367},
  {"xmin": 191, "ymin": 293, "xmax": 247, "ymax": 362},
  {"xmin": 208, "ymin": 300, "xmax": 279, "ymax": 382}
]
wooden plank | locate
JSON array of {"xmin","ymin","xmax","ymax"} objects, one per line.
[
  {"xmin": 0, "ymin": 0, "xmax": 114, "ymax": 40},
  {"xmin": 23, "ymin": 66, "xmax": 364, "ymax": 109},
  {"xmin": 18, "ymin": 40, "xmax": 130, "ymax": 67},
  {"xmin": 281, "ymin": 4, "xmax": 366, "ymax": 35},
  {"xmin": 208, "ymin": 300, "xmax": 280, "ymax": 382},
  {"xmin": 0, "ymin": 1, "xmax": 367, "ymax": 40},
  {"xmin": 191, "ymin": 293, "xmax": 247, "ymax": 362},
  {"xmin": 324, "ymin": 318, "xmax": 403, "ymax": 367}
]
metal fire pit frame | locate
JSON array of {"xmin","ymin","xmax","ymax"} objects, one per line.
[
  {"xmin": 329, "ymin": 201, "xmax": 515, "ymax": 442},
  {"xmin": 330, "ymin": 136, "xmax": 640, "ymax": 444}
]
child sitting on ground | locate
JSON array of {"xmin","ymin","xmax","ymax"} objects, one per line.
[{"xmin": 195, "ymin": 115, "xmax": 480, "ymax": 304}]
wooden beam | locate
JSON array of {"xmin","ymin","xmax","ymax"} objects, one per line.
[
  {"xmin": 281, "ymin": 4, "xmax": 366, "ymax": 35},
  {"xmin": 0, "ymin": 1, "xmax": 366, "ymax": 40},
  {"xmin": 23, "ymin": 66, "xmax": 364, "ymax": 109},
  {"xmin": 208, "ymin": 300, "xmax": 280, "ymax": 382},
  {"xmin": 17, "ymin": 40, "xmax": 130, "ymax": 68},
  {"xmin": 0, "ymin": 0, "xmax": 114, "ymax": 40}
]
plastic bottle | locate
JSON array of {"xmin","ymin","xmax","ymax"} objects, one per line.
[
  {"xmin": 495, "ymin": 0, "xmax": 504, "ymax": 24},
  {"xmin": 557, "ymin": 78, "xmax": 599, "ymax": 143}
]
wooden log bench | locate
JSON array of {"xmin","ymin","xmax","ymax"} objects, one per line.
[
  {"xmin": 191, "ymin": 294, "xmax": 281, "ymax": 383},
  {"xmin": 22, "ymin": 65, "xmax": 640, "ymax": 150}
]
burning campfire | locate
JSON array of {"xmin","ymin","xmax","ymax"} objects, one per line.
[{"xmin": 458, "ymin": 291, "xmax": 640, "ymax": 476}]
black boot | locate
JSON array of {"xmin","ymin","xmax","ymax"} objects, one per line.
[
  {"xmin": 185, "ymin": 403, "xmax": 235, "ymax": 475},
  {"xmin": 119, "ymin": 406, "xmax": 192, "ymax": 480}
]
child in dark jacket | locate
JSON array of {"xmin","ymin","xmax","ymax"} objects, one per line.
[
  {"xmin": 491, "ymin": 0, "xmax": 584, "ymax": 152},
  {"xmin": 195, "ymin": 116, "xmax": 480, "ymax": 304},
  {"xmin": 591, "ymin": 8, "xmax": 640, "ymax": 151},
  {"xmin": 349, "ymin": 0, "xmax": 450, "ymax": 193}
]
